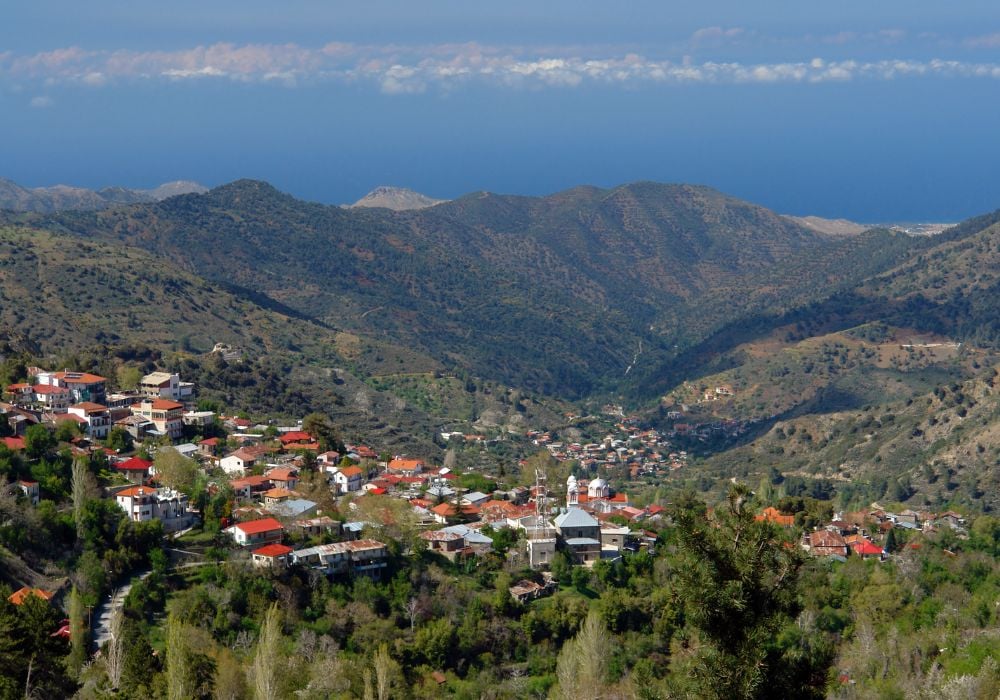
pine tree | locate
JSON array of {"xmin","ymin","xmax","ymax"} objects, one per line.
[{"xmin": 670, "ymin": 485, "xmax": 828, "ymax": 699}]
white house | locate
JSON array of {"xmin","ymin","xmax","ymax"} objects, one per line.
[
  {"xmin": 225, "ymin": 517, "xmax": 284, "ymax": 547},
  {"xmin": 331, "ymin": 465, "xmax": 364, "ymax": 493},
  {"xmin": 114, "ymin": 485, "xmax": 193, "ymax": 532},
  {"xmin": 67, "ymin": 402, "xmax": 112, "ymax": 439},
  {"xmin": 140, "ymin": 372, "xmax": 192, "ymax": 401},
  {"xmin": 219, "ymin": 447, "xmax": 261, "ymax": 475}
]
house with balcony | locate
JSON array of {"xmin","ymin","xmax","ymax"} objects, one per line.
[
  {"xmin": 130, "ymin": 399, "xmax": 184, "ymax": 440},
  {"xmin": 140, "ymin": 372, "xmax": 186, "ymax": 401},
  {"xmin": 553, "ymin": 508, "xmax": 602, "ymax": 566},
  {"xmin": 331, "ymin": 465, "xmax": 364, "ymax": 494},
  {"xmin": 31, "ymin": 384, "xmax": 72, "ymax": 413},
  {"xmin": 291, "ymin": 539, "xmax": 388, "ymax": 578},
  {"xmin": 67, "ymin": 402, "xmax": 111, "ymax": 440},
  {"xmin": 35, "ymin": 370, "xmax": 107, "ymax": 404},
  {"xmin": 114, "ymin": 485, "xmax": 193, "ymax": 531}
]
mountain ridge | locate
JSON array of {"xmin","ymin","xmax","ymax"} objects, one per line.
[
  {"xmin": 24, "ymin": 177, "xmax": 939, "ymax": 399},
  {"xmin": 0, "ymin": 177, "xmax": 207, "ymax": 213},
  {"xmin": 349, "ymin": 185, "xmax": 446, "ymax": 211}
]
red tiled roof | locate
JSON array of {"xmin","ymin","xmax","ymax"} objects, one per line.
[
  {"xmin": 481, "ymin": 499, "xmax": 518, "ymax": 514},
  {"xmin": 32, "ymin": 384, "xmax": 69, "ymax": 395},
  {"xmin": 116, "ymin": 457, "xmax": 153, "ymax": 471},
  {"xmin": 368, "ymin": 487, "xmax": 387, "ymax": 495},
  {"xmin": 279, "ymin": 431, "xmax": 313, "ymax": 443},
  {"xmin": 288, "ymin": 442, "xmax": 320, "ymax": 452},
  {"xmin": 431, "ymin": 503, "xmax": 458, "ymax": 517},
  {"xmin": 199, "ymin": 437, "xmax": 220, "ymax": 445},
  {"xmin": 117, "ymin": 486, "xmax": 156, "ymax": 497},
  {"xmin": 54, "ymin": 414, "xmax": 87, "ymax": 424},
  {"xmin": 234, "ymin": 518, "xmax": 284, "ymax": 535},
  {"xmin": 338, "ymin": 466, "xmax": 363, "ymax": 477},
  {"xmin": 851, "ymin": 540, "xmax": 884, "ymax": 556},
  {"xmin": 252, "ymin": 543, "xmax": 293, "ymax": 557},
  {"xmin": 266, "ymin": 467, "xmax": 298, "ymax": 481},
  {"xmin": 70, "ymin": 402, "xmax": 107, "ymax": 413},
  {"xmin": 8, "ymin": 587, "xmax": 54, "ymax": 605},
  {"xmin": 809, "ymin": 530, "xmax": 848, "ymax": 551},
  {"xmin": 50, "ymin": 371, "xmax": 106, "ymax": 384},
  {"xmin": 231, "ymin": 475, "xmax": 271, "ymax": 489},
  {"xmin": 388, "ymin": 458, "xmax": 425, "ymax": 472},
  {"xmin": 263, "ymin": 487, "xmax": 295, "ymax": 499},
  {"xmin": 228, "ymin": 447, "xmax": 261, "ymax": 462},
  {"xmin": 148, "ymin": 399, "xmax": 183, "ymax": 410},
  {"xmin": 2, "ymin": 437, "xmax": 26, "ymax": 451},
  {"xmin": 756, "ymin": 507, "xmax": 796, "ymax": 527}
]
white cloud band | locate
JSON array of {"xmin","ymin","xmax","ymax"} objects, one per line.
[{"xmin": 2, "ymin": 42, "xmax": 1000, "ymax": 94}]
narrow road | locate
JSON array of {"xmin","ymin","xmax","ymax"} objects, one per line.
[
  {"xmin": 91, "ymin": 569, "xmax": 151, "ymax": 650},
  {"xmin": 90, "ymin": 557, "xmax": 216, "ymax": 651}
]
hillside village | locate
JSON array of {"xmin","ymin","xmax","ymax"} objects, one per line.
[{"xmin": 2, "ymin": 362, "xmax": 975, "ymax": 612}]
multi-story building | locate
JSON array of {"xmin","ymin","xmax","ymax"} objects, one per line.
[
  {"xmin": 31, "ymin": 385, "xmax": 71, "ymax": 413},
  {"xmin": 130, "ymin": 399, "xmax": 184, "ymax": 440},
  {"xmin": 35, "ymin": 370, "xmax": 107, "ymax": 404},
  {"xmin": 553, "ymin": 508, "xmax": 602, "ymax": 565},
  {"xmin": 331, "ymin": 465, "xmax": 364, "ymax": 493},
  {"xmin": 114, "ymin": 485, "xmax": 192, "ymax": 531},
  {"xmin": 67, "ymin": 402, "xmax": 111, "ymax": 439},
  {"xmin": 140, "ymin": 372, "xmax": 192, "ymax": 401},
  {"xmin": 291, "ymin": 539, "xmax": 389, "ymax": 578}
]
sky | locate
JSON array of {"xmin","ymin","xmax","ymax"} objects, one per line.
[{"xmin": 2, "ymin": 2, "xmax": 1000, "ymax": 221}]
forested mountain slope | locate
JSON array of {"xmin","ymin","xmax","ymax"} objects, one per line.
[{"xmin": 29, "ymin": 180, "xmax": 934, "ymax": 398}]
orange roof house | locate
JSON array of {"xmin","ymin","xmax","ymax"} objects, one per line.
[
  {"xmin": 251, "ymin": 543, "xmax": 294, "ymax": 568},
  {"xmin": 756, "ymin": 507, "xmax": 795, "ymax": 527},
  {"xmin": 388, "ymin": 458, "xmax": 425, "ymax": 475},
  {"xmin": 8, "ymin": 587, "xmax": 55, "ymax": 606},
  {"xmin": 279, "ymin": 431, "xmax": 314, "ymax": 445}
]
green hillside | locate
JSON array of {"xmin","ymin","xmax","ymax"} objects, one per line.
[
  {"xmin": 0, "ymin": 225, "xmax": 563, "ymax": 452},
  {"xmin": 704, "ymin": 366, "xmax": 1000, "ymax": 512},
  {"xmin": 28, "ymin": 180, "xmax": 934, "ymax": 399},
  {"xmin": 675, "ymin": 216, "xmax": 1000, "ymax": 511}
]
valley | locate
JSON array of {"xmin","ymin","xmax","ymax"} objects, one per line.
[{"xmin": 0, "ymin": 178, "xmax": 998, "ymax": 699}]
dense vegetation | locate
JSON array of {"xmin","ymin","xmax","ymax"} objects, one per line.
[
  {"xmin": 3, "ymin": 477, "xmax": 995, "ymax": 699},
  {"xmin": 20, "ymin": 180, "xmax": 941, "ymax": 399},
  {"xmin": 1, "ymin": 182, "xmax": 999, "ymax": 697}
]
